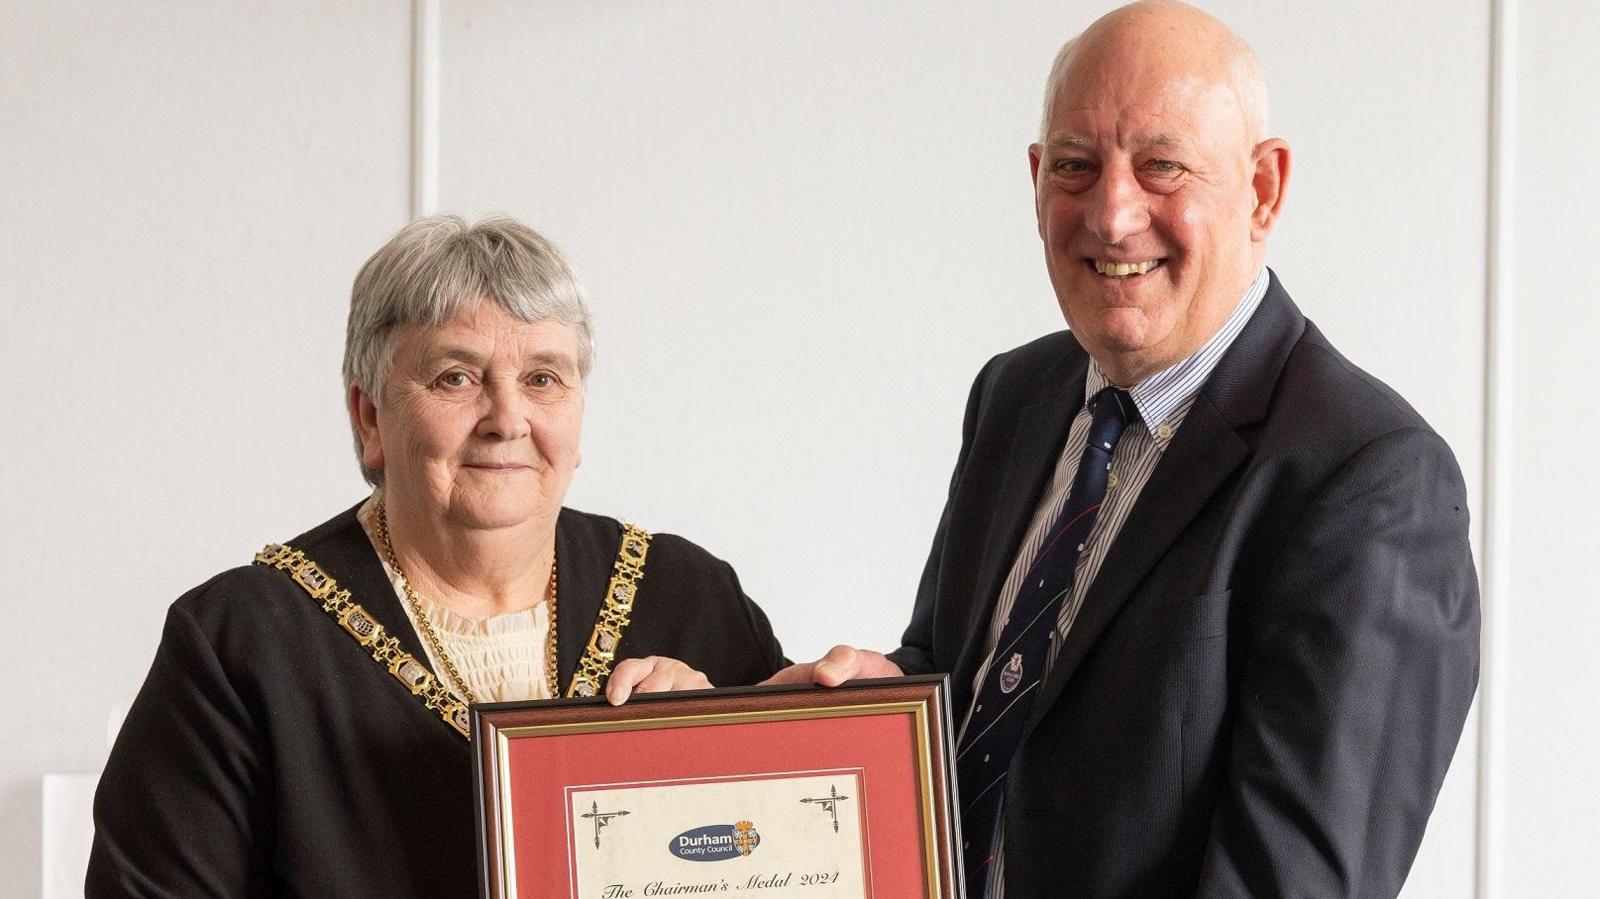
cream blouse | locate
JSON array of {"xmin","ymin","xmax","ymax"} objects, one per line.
[{"xmin": 356, "ymin": 494, "xmax": 554, "ymax": 703}]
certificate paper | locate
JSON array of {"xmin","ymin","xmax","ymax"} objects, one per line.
[{"xmin": 567, "ymin": 770, "xmax": 871, "ymax": 897}]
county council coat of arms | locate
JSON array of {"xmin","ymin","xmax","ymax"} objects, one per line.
[{"xmin": 732, "ymin": 821, "xmax": 759, "ymax": 857}]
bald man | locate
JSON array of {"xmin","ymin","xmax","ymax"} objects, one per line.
[{"xmin": 769, "ymin": 2, "xmax": 1479, "ymax": 895}]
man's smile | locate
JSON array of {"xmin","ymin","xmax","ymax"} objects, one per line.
[{"xmin": 1089, "ymin": 258, "xmax": 1166, "ymax": 278}]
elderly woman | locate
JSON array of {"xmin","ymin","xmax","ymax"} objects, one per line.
[{"xmin": 87, "ymin": 215, "xmax": 785, "ymax": 896}]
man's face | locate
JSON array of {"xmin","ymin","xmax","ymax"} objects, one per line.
[{"xmin": 1030, "ymin": 43, "xmax": 1266, "ymax": 384}]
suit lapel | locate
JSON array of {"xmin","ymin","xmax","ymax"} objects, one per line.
[
  {"xmin": 1025, "ymin": 397, "xmax": 1248, "ymax": 724},
  {"xmin": 950, "ymin": 354, "xmax": 1088, "ymax": 708},
  {"xmin": 1021, "ymin": 274, "xmax": 1306, "ymax": 731}
]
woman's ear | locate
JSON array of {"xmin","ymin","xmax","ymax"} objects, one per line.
[{"xmin": 348, "ymin": 382, "xmax": 384, "ymax": 473}]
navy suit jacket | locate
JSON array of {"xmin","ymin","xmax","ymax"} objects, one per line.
[{"xmin": 889, "ymin": 273, "xmax": 1479, "ymax": 897}]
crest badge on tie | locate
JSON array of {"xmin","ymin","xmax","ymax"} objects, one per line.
[{"xmin": 999, "ymin": 652, "xmax": 1025, "ymax": 693}]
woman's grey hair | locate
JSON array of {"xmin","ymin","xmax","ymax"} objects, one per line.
[{"xmin": 342, "ymin": 214, "xmax": 594, "ymax": 486}]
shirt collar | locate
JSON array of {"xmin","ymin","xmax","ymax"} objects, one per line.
[{"xmin": 1084, "ymin": 266, "xmax": 1269, "ymax": 438}]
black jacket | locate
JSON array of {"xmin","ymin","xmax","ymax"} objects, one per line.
[{"xmin": 88, "ymin": 503, "xmax": 785, "ymax": 897}]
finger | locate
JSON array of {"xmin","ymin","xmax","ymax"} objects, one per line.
[
  {"xmin": 759, "ymin": 662, "xmax": 819, "ymax": 686},
  {"xmin": 605, "ymin": 657, "xmax": 655, "ymax": 706},
  {"xmin": 812, "ymin": 645, "xmax": 862, "ymax": 687},
  {"xmin": 674, "ymin": 668, "xmax": 712, "ymax": 691},
  {"xmin": 635, "ymin": 660, "xmax": 684, "ymax": 694},
  {"xmin": 637, "ymin": 662, "xmax": 709, "ymax": 695},
  {"xmin": 856, "ymin": 651, "xmax": 905, "ymax": 679},
  {"xmin": 879, "ymin": 657, "xmax": 905, "ymax": 678}
]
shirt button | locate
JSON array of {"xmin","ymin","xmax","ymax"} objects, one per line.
[
  {"xmin": 984, "ymin": 753, "xmax": 991, "ymax": 763},
  {"xmin": 1156, "ymin": 423, "xmax": 1174, "ymax": 440},
  {"xmin": 1107, "ymin": 471, "xmax": 1120, "ymax": 489}
]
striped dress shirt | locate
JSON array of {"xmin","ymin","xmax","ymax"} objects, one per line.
[{"xmin": 964, "ymin": 267, "xmax": 1269, "ymax": 898}]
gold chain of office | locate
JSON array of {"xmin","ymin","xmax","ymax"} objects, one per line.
[
  {"xmin": 251, "ymin": 521, "xmax": 652, "ymax": 740},
  {"xmin": 371, "ymin": 498, "xmax": 559, "ymax": 704}
]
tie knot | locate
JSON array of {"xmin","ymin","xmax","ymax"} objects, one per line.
[
  {"xmin": 1085, "ymin": 387, "xmax": 1138, "ymax": 458},
  {"xmin": 1091, "ymin": 387, "xmax": 1139, "ymax": 427}
]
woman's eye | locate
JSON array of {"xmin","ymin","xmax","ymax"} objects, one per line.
[
  {"xmin": 436, "ymin": 371, "xmax": 471, "ymax": 388},
  {"xmin": 529, "ymin": 372, "xmax": 557, "ymax": 389}
]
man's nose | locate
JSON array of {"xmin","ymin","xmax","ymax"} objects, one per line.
[
  {"xmin": 1085, "ymin": 166, "xmax": 1150, "ymax": 245},
  {"xmin": 476, "ymin": 379, "xmax": 531, "ymax": 440}
]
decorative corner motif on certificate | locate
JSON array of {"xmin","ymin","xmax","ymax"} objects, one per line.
[
  {"xmin": 799, "ymin": 783, "xmax": 852, "ymax": 833},
  {"xmin": 580, "ymin": 801, "xmax": 631, "ymax": 849}
]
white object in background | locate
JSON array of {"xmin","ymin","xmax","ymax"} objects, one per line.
[
  {"xmin": 40, "ymin": 699, "xmax": 133, "ymax": 898},
  {"xmin": 41, "ymin": 774, "xmax": 98, "ymax": 899}
]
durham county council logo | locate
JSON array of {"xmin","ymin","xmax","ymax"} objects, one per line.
[{"xmin": 669, "ymin": 822, "xmax": 761, "ymax": 862}]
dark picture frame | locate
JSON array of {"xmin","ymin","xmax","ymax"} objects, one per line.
[{"xmin": 472, "ymin": 675, "xmax": 963, "ymax": 898}]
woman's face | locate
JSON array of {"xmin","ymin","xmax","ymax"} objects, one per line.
[{"xmin": 355, "ymin": 303, "xmax": 584, "ymax": 533}]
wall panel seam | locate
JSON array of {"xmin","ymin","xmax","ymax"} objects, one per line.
[
  {"xmin": 410, "ymin": 0, "xmax": 440, "ymax": 219},
  {"xmin": 1477, "ymin": 0, "xmax": 1515, "ymax": 896}
]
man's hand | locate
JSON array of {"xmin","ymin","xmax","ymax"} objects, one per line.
[
  {"xmin": 760, "ymin": 645, "xmax": 903, "ymax": 687},
  {"xmin": 604, "ymin": 656, "xmax": 712, "ymax": 705}
]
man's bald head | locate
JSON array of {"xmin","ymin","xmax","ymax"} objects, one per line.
[
  {"xmin": 1025, "ymin": 0, "xmax": 1290, "ymax": 387},
  {"xmin": 1039, "ymin": 0, "xmax": 1269, "ymax": 144}
]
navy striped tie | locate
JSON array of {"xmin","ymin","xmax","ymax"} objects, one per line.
[{"xmin": 957, "ymin": 386, "xmax": 1137, "ymax": 895}]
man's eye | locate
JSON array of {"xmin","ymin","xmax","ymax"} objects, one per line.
[
  {"xmin": 1056, "ymin": 158, "xmax": 1092, "ymax": 173},
  {"xmin": 529, "ymin": 372, "xmax": 558, "ymax": 389},
  {"xmin": 1147, "ymin": 159, "xmax": 1182, "ymax": 174},
  {"xmin": 435, "ymin": 371, "xmax": 472, "ymax": 388}
]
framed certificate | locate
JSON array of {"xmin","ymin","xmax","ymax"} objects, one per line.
[{"xmin": 472, "ymin": 676, "xmax": 962, "ymax": 898}]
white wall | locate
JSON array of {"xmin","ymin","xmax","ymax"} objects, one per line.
[
  {"xmin": 0, "ymin": 3, "xmax": 410, "ymax": 896},
  {"xmin": 1502, "ymin": 1, "xmax": 1600, "ymax": 895},
  {"xmin": 0, "ymin": 1, "xmax": 1588, "ymax": 896}
]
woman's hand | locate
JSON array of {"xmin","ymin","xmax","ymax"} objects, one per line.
[
  {"xmin": 605, "ymin": 656, "xmax": 712, "ymax": 705},
  {"xmin": 761, "ymin": 644, "xmax": 903, "ymax": 687}
]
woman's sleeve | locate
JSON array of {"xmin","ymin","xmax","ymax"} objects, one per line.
[
  {"xmin": 86, "ymin": 598, "xmax": 274, "ymax": 897},
  {"xmin": 641, "ymin": 534, "xmax": 789, "ymax": 686},
  {"xmin": 727, "ymin": 560, "xmax": 789, "ymax": 679}
]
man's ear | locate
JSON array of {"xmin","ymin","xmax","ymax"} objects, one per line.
[
  {"xmin": 1250, "ymin": 138, "xmax": 1291, "ymax": 240},
  {"xmin": 348, "ymin": 382, "xmax": 384, "ymax": 473},
  {"xmin": 1029, "ymin": 142, "xmax": 1046, "ymax": 239}
]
